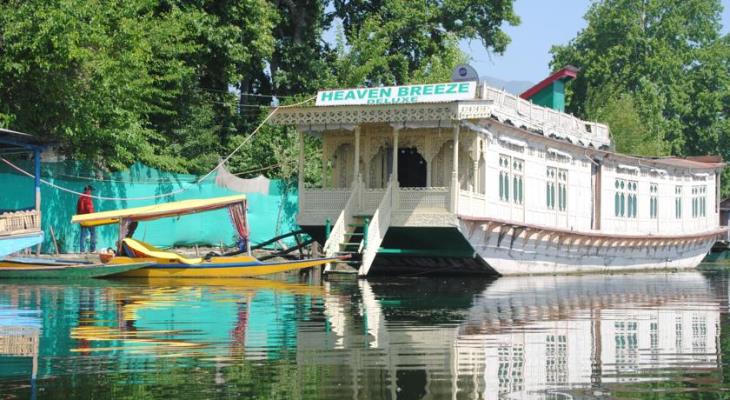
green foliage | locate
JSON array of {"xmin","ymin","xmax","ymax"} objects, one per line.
[
  {"xmin": 332, "ymin": 0, "xmax": 519, "ymax": 85},
  {"xmin": 0, "ymin": 0, "xmax": 519, "ymax": 178},
  {"xmin": 585, "ymin": 86, "xmax": 668, "ymax": 156},
  {"xmin": 550, "ymin": 0, "xmax": 729, "ymax": 171},
  {"xmin": 0, "ymin": 0, "xmax": 200, "ymax": 170}
]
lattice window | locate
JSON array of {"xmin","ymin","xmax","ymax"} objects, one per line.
[
  {"xmin": 547, "ymin": 167, "xmax": 556, "ymax": 210},
  {"xmin": 547, "ymin": 168, "xmax": 567, "ymax": 211},
  {"xmin": 499, "ymin": 155, "xmax": 524, "ymax": 204},
  {"xmin": 557, "ymin": 169, "xmax": 567, "ymax": 211},
  {"xmin": 614, "ymin": 179, "xmax": 637, "ymax": 218},
  {"xmin": 649, "ymin": 183, "xmax": 658, "ymax": 219},
  {"xmin": 499, "ymin": 155, "xmax": 510, "ymax": 202},
  {"xmin": 675, "ymin": 186, "xmax": 683, "ymax": 219},
  {"xmin": 692, "ymin": 185, "xmax": 707, "ymax": 218},
  {"xmin": 512, "ymin": 158, "xmax": 524, "ymax": 205}
]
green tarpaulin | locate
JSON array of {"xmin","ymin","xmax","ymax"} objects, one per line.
[{"xmin": 0, "ymin": 161, "xmax": 299, "ymax": 253}]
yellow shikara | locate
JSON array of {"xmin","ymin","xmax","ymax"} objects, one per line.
[{"xmin": 71, "ymin": 195, "xmax": 342, "ymax": 278}]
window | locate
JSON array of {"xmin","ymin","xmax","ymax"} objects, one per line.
[
  {"xmin": 692, "ymin": 185, "xmax": 707, "ymax": 218},
  {"xmin": 513, "ymin": 158, "xmax": 524, "ymax": 205},
  {"xmin": 675, "ymin": 186, "xmax": 683, "ymax": 219},
  {"xmin": 649, "ymin": 183, "xmax": 658, "ymax": 219},
  {"xmin": 615, "ymin": 179, "xmax": 637, "ymax": 218},
  {"xmin": 557, "ymin": 169, "xmax": 567, "ymax": 211},
  {"xmin": 499, "ymin": 154, "xmax": 523, "ymax": 204},
  {"xmin": 546, "ymin": 168, "xmax": 567, "ymax": 211},
  {"xmin": 499, "ymin": 155, "xmax": 509, "ymax": 202},
  {"xmin": 547, "ymin": 168, "xmax": 556, "ymax": 210}
]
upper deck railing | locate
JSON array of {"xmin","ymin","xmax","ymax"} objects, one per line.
[{"xmin": 480, "ymin": 84, "xmax": 611, "ymax": 149}]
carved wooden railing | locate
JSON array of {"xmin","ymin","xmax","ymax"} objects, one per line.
[
  {"xmin": 360, "ymin": 178, "xmax": 394, "ymax": 276},
  {"xmin": 323, "ymin": 177, "xmax": 363, "ymax": 271},
  {"xmin": 361, "ymin": 188, "xmax": 386, "ymax": 215},
  {"xmin": 301, "ymin": 188, "xmax": 351, "ymax": 214},
  {"xmin": 0, "ymin": 210, "xmax": 41, "ymax": 236},
  {"xmin": 481, "ymin": 85, "xmax": 611, "ymax": 147},
  {"xmin": 398, "ymin": 187, "xmax": 449, "ymax": 211}
]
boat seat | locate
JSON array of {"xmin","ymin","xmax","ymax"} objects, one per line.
[{"xmin": 122, "ymin": 238, "xmax": 203, "ymax": 265}]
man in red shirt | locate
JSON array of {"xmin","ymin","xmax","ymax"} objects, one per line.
[{"xmin": 77, "ymin": 185, "xmax": 96, "ymax": 253}]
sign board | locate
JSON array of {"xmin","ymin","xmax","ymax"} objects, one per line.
[{"xmin": 316, "ymin": 81, "xmax": 476, "ymax": 106}]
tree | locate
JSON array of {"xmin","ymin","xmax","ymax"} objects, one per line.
[
  {"xmin": 550, "ymin": 0, "xmax": 729, "ymax": 165},
  {"xmin": 585, "ymin": 86, "xmax": 668, "ymax": 156},
  {"xmin": 332, "ymin": 0, "xmax": 520, "ymax": 85},
  {"xmin": 0, "ymin": 0, "xmax": 521, "ymax": 177},
  {"xmin": 227, "ymin": 0, "xmax": 522, "ymax": 179}
]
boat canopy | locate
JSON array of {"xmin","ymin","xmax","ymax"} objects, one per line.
[{"xmin": 71, "ymin": 195, "xmax": 247, "ymax": 227}]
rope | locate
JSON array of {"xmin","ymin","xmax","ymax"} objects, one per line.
[
  {"xmin": 51, "ymin": 172, "xmax": 198, "ymax": 184},
  {"xmin": 0, "ymin": 95, "xmax": 315, "ymax": 201},
  {"xmin": 0, "ymin": 157, "xmax": 191, "ymax": 201},
  {"xmin": 196, "ymin": 96, "xmax": 315, "ymax": 184},
  {"xmin": 43, "ymin": 160, "xmax": 293, "ymax": 183}
]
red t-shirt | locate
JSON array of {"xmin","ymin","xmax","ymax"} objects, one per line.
[{"xmin": 76, "ymin": 194, "xmax": 94, "ymax": 214}]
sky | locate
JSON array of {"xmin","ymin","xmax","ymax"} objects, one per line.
[{"xmin": 464, "ymin": 0, "xmax": 730, "ymax": 84}]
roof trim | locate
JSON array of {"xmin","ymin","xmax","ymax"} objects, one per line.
[
  {"xmin": 0, "ymin": 128, "xmax": 45, "ymax": 150},
  {"xmin": 489, "ymin": 117, "xmax": 725, "ymax": 171},
  {"xmin": 519, "ymin": 66, "xmax": 579, "ymax": 100}
]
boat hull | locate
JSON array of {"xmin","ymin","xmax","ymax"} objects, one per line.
[
  {"xmin": 459, "ymin": 219, "xmax": 721, "ymax": 275},
  {"xmin": 108, "ymin": 256, "xmax": 340, "ymax": 278},
  {"xmin": 0, "ymin": 261, "xmax": 151, "ymax": 279},
  {"xmin": 0, "ymin": 231, "xmax": 44, "ymax": 258}
]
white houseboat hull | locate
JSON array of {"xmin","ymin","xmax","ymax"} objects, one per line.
[{"xmin": 460, "ymin": 219, "xmax": 721, "ymax": 275}]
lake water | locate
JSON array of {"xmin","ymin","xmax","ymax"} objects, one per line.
[{"xmin": 0, "ymin": 269, "xmax": 729, "ymax": 399}]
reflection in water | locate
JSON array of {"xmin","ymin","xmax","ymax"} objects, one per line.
[{"xmin": 0, "ymin": 272, "xmax": 727, "ymax": 398}]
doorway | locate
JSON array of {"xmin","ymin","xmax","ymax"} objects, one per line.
[{"xmin": 398, "ymin": 147, "xmax": 427, "ymax": 188}]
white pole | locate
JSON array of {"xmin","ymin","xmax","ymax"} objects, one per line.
[{"xmin": 451, "ymin": 125, "xmax": 460, "ymax": 213}]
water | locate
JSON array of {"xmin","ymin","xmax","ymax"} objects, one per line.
[{"xmin": 1, "ymin": 269, "xmax": 729, "ymax": 399}]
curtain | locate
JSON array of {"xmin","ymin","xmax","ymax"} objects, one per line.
[{"xmin": 228, "ymin": 201, "xmax": 249, "ymax": 247}]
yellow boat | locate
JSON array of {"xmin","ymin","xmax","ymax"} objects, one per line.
[{"xmin": 71, "ymin": 195, "xmax": 343, "ymax": 278}]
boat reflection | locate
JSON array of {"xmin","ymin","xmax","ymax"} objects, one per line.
[
  {"xmin": 0, "ymin": 272, "xmax": 725, "ymax": 398},
  {"xmin": 318, "ymin": 273, "xmax": 724, "ymax": 398},
  {"xmin": 70, "ymin": 278, "xmax": 325, "ymax": 358}
]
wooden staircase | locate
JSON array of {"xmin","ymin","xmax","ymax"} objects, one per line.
[
  {"xmin": 322, "ymin": 176, "xmax": 394, "ymax": 276},
  {"xmin": 335, "ymin": 216, "xmax": 370, "ymax": 268}
]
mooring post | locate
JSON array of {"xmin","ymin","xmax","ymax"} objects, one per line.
[
  {"xmin": 363, "ymin": 217, "xmax": 370, "ymax": 249},
  {"xmin": 325, "ymin": 218, "xmax": 331, "ymax": 240}
]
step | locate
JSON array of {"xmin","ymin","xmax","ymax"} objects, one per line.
[
  {"xmin": 336, "ymin": 251, "xmax": 362, "ymax": 258},
  {"xmin": 344, "ymin": 232, "xmax": 363, "ymax": 237}
]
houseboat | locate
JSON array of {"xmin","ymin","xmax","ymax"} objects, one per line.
[
  {"xmin": 0, "ymin": 129, "xmax": 43, "ymax": 257},
  {"xmin": 270, "ymin": 67, "xmax": 726, "ymax": 276}
]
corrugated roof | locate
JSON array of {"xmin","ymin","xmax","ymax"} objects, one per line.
[{"xmin": 640, "ymin": 156, "xmax": 725, "ymax": 169}]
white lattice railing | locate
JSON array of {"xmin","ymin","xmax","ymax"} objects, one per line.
[
  {"xmin": 360, "ymin": 179, "xmax": 394, "ymax": 276},
  {"xmin": 481, "ymin": 85, "xmax": 611, "ymax": 148},
  {"xmin": 0, "ymin": 210, "xmax": 41, "ymax": 236},
  {"xmin": 362, "ymin": 189, "xmax": 386, "ymax": 214},
  {"xmin": 323, "ymin": 178, "xmax": 363, "ymax": 269},
  {"xmin": 457, "ymin": 191, "xmax": 486, "ymax": 217},
  {"xmin": 398, "ymin": 187, "xmax": 449, "ymax": 210},
  {"xmin": 301, "ymin": 188, "xmax": 351, "ymax": 214}
]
